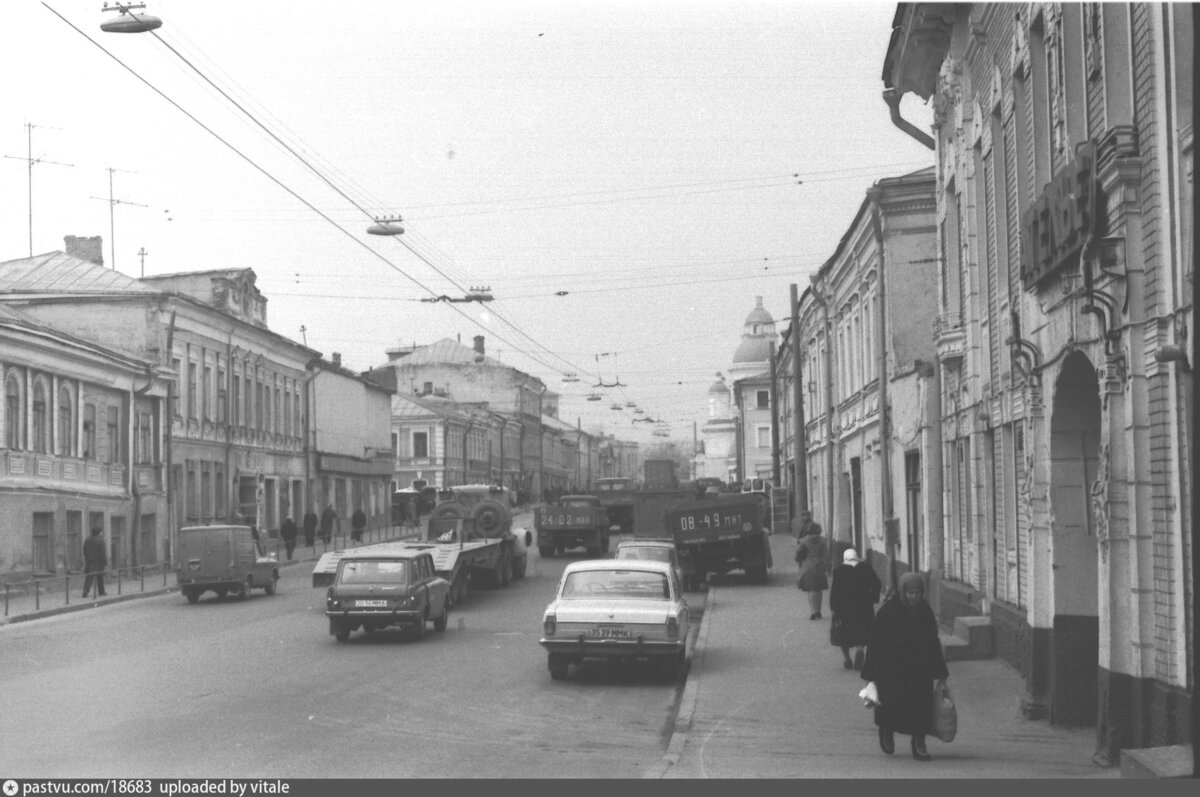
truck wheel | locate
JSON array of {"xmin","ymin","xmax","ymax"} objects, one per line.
[
  {"xmin": 215, "ymin": 588, "xmax": 227, "ymax": 600},
  {"xmin": 498, "ymin": 550, "xmax": 512, "ymax": 587},
  {"xmin": 237, "ymin": 577, "xmax": 250, "ymax": 601},
  {"xmin": 548, "ymin": 653, "xmax": 569, "ymax": 681},
  {"xmin": 539, "ymin": 545, "xmax": 554, "ymax": 558},
  {"xmin": 450, "ymin": 572, "xmax": 468, "ymax": 606},
  {"xmin": 471, "ymin": 500, "xmax": 508, "ymax": 537},
  {"xmin": 264, "ymin": 573, "xmax": 278, "ymax": 595},
  {"xmin": 434, "ymin": 604, "xmax": 449, "ymax": 632},
  {"xmin": 184, "ymin": 589, "xmax": 200, "ymax": 604}
]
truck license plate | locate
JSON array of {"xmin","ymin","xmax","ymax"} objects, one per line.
[
  {"xmin": 589, "ymin": 627, "xmax": 632, "ymax": 639},
  {"xmin": 356, "ymin": 600, "xmax": 388, "ymax": 608}
]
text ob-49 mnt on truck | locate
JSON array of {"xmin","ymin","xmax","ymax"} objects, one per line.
[
  {"xmin": 535, "ymin": 494, "xmax": 610, "ymax": 557},
  {"xmin": 662, "ymin": 494, "xmax": 772, "ymax": 589},
  {"xmin": 311, "ymin": 484, "xmax": 528, "ymax": 607}
]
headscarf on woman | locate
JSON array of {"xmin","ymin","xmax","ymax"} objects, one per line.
[{"xmin": 898, "ymin": 571, "xmax": 926, "ymax": 609}]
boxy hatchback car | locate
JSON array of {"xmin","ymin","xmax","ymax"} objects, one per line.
[
  {"xmin": 539, "ymin": 559, "xmax": 689, "ymax": 681},
  {"xmin": 325, "ymin": 549, "xmax": 450, "ymax": 642}
]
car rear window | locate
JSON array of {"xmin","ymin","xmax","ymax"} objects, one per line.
[
  {"xmin": 338, "ymin": 560, "xmax": 408, "ymax": 585},
  {"xmin": 562, "ymin": 569, "xmax": 669, "ymax": 599}
]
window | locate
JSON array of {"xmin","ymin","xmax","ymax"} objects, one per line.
[
  {"xmin": 201, "ymin": 464, "xmax": 212, "ymax": 518},
  {"xmin": 413, "ymin": 431, "xmax": 428, "ymax": 458},
  {"xmin": 32, "ymin": 381, "xmax": 48, "ymax": 454},
  {"xmin": 244, "ymin": 373, "xmax": 254, "ymax": 429},
  {"xmin": 186, "ymin": 463, "xmax": 198, "ymax": 520},
  {"xmin": 106, "ymin": 406, "xmax": 120, "ymax": 463},
  {"xmin": 83, "ymin": 404, "xmax": 96, "ymax": 459},
  {"xmin": 264, "ymin": 384, "xmax": 272, "ymax": 433},
  {"xmin": 274, "ymin": 385, "xmax": 281, "ymax": 434},
  {"xmin": 6, "ymin": 374, "xmax": 22, "ymax": 449},
  {"xmin": 58, "ymin": 386, "xmax": 73, "ymax": 456},
  {"xmin": 256, "ymin": 381, "xmax": 264, "ymax": 431},
  {"xmin": 755, "ymin": 426, "xmax": 771, "ymax": 448},
  {"xmin": 232, "ymin": 375, "xmax": 241, "ymax": 425},
  {"xmin": 203, "ymin": 365, "xmax": 212, "ymax": 421},
  {"xmin": 294, "ymin": 388, "xmax": 301, "ymax": 436},
  {"xmin": 284, "ymin": 390, "xmax": 291, "ymax": 437},
  {"xmin": 756, "ymin": 390, "xmax": 769, "ymax": 409},
  {"xmin": 135, "ymin": 411, "xmax": 153, "ymax": 464},
  {"xmin": 215, "ymin": 465, "xmax": 226, "ymax": 517},
  {"xmin": 216, "ymin": 367, "xmax": 226, "ymax": 423},
  {"xmin": 171, "ymin": 358, "xmax": 182, "ymax": 418}
]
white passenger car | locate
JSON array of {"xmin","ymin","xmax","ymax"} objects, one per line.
[{"xmin": 539, "ymin": 559, "xmax": 689, "ymax": 681}]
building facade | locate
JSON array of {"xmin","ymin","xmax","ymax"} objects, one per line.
[
  {"xmin": 774, "ymin": 168, "xmax": 939, "ymax": 577},
  {"xmin": 0, "ymin": 305, "xmax": 170, "ymax": 581},
  {"xmin": 883, "ymin": 2, "xmax": 1192, "ymax": 759}
]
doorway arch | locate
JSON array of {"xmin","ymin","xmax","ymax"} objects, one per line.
[{"xmin": 1047, "ymin": 350, "xmax": 1102, "ymax": 726}]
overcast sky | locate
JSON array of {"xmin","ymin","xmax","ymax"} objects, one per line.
[{"xmin": 2, "ymin": 0, "xmax": 935, "ymax": 446}]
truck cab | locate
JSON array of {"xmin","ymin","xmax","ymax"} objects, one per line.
[{"xmin": 535, "ymin": 494, "xmax": 609, "ymax": 557}]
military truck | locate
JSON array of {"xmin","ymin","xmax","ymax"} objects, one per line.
[
  {"xmin": 534, "ymin": 494, "xmax": 609, "ymax": 557},
  {"xmin": 658, "ymin": 494, "xmax": 773, "ymax": 589}
]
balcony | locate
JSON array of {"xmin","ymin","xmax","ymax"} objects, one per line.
[
  {"xmin": 2, "ymin": 450, "xmax": 128, "ymax": 496},
  {"xmin": 934, "ymin": 312, "xmax": 966, "ymax": 365}
]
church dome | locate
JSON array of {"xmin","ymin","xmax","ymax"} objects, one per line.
[
  {"xmin": 708, "ymin": 375, "xmax": 728, "ymax": 394},
  {"xmin": 731, "ymin": 296, "xmax": 776, "ymax": 365},
  {"xmin": 732, "ymin": 335, "xmax": 773, "ymax": 364}
]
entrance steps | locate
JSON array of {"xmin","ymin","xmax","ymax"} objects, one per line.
[
  {"xmin": 939, "ymin": 615, "xmax": 995, "ymax": 661},
  {"xmin": 1119, "ymin": 744, "xmax": 1194, "ymax": 778}
]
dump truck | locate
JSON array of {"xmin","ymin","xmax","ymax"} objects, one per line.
[
  {"xmin": 313, "ymin": 484, "xmax": 527, "ymax": 607},
  {"xmin": 534, "ymin": 494, "xmax": 609, "ymax": 557}
]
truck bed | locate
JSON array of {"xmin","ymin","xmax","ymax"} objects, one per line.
[{"xmin": 311, "ymin": 538, "xmax": 503, "ymax": 587}]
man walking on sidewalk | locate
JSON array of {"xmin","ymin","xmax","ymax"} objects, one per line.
[{"xmin": 82, "ymin": 527, "xmax": 108, "ymax": 598}]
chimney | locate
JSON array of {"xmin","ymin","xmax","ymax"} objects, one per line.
[
  {"xmin": 64, "ymin": 235, "xmax": 104, "ymax": 267},
  {"xmin": 474, "ymin": 335, "xmax": 485, "ymax": 356},
  {"xmin": 331, "ymin": 352, "xmax": 341, "ymax": 368}
]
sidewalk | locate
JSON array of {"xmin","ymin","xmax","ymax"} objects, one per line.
[
  {"xmin": 651, "ymin": 532, "xmax": 1121, "ymax": 779},
  {"xmin": 0, "ymin": 521, "xmax": 425, "ymax": 626}
]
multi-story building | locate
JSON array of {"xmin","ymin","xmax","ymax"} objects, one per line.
[
  {"xmin": 774, "ymin": 167, "xmax": 939, "ymax": 577},
  {"xmin": 1, "ymin": 305, "xmax": 170, "ymax": 580},
  {"xmin": 882, "ymin": 2, "xmax": 1192, "ymax": 760},
  {"xmin": 309, "ymin": 355, "xmax": 395, "ymax": 529},
  {"xmin": 0, "ymin": 247, "xmax": 319, "ymax": 558}
]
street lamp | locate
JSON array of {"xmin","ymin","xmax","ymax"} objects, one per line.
[
  {"xmin": 367, "ymin": 216, "xmax": 404, "ymax": 236},
  {"xmin": 100, "ymin": 2, "xmax": 162, "ymax": 33}
]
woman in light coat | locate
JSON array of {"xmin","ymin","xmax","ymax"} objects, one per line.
[{"xmin": 794, "ymin": 527, "xmax": 830, "ymax": 619}]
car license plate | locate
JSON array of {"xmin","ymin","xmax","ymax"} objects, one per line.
[
  {"xmin": 356, "ymin": 600, "xmax": 388, "ymax": 608},
  {"xmin": 589, "ymin": 627, "xmax": 632, "ymax": 639}
]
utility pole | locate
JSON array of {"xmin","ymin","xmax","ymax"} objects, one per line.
[
  {"xmin": 869, "ymin": 193, "xmax": 899, "ymax": 595},
  {"xmin": 791, "ymin": 284, "xmax": 808, "ymax": 522},
  {"xmin": 2, "ymin": 123, "xmax": 73, "ymax": 256},
  {"xmin": 91, "ymin": 166, "xmax": 146, "ymax": 271},
  {"xmin": 137, "ymin": 247, "xmax": 149, "ymax": 277}
]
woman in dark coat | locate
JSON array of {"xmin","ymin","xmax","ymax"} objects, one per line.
[
  {"xmin": 859, "ymin": 571, "xmax": 949, "ymax": 761},
  {"xmin": 829, "ymin": 548, "xmax": 881, "ymax": 670}
]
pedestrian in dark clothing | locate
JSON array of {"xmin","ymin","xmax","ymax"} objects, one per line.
[
  {"xmin": 82, "ymin": 527, "xmax": 108, "ymax": 598},
  {"xmin": 829, "ymin": 547, "xmax": 881, "ymax": 670},
  {"xmin": 794, "ymin": 518, "xmax": 830, "ymax": 619},
  {"xmin": 351, "ymin": 507, "xmax": 367, "ymax": 542},
  {"xmin": 860, "ymin": 571, "xmax": 949, "ymax": 762},
  {"xmin": 303, "ymin": 510, "xmax": 318, "ymax": 548},
  {"xmin": 280, "ymin": 516, "xmax": 298, "ymax": 560},
  {"xmin": 320, "ymin": 506, "xmax": 337, "ymax": 545}
]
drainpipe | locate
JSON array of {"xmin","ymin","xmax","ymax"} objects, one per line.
[
  {"xmin": 163, "ymin": 308, "xmax": 177, "ymax": 563},
  {"xmin": 791, "ymin": 284, "xmax": 808, "ymax": 517},
  {"xmin": 869, "ymin": 190, "xmax": 899, "ymax": 595},
  {"xmin": 809, "ymin": 279, "xmax": 837, "ymax": 541},
  {"xmin": 883, "ymin": 87, "xmax": 935, "ymax": 151}
]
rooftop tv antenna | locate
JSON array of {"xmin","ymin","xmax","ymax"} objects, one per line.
[
  {"xmin": 90, "ymin": 166, "xmax": 146, "ymax": 271},
  {"xmin": 2, "ymin": 123, "xmax": 74, "ymax": 256}
]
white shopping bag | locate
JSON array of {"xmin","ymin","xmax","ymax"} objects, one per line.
[{"xmin": 858, "ymin": 681, "xmax": 880, "ymax": 707}]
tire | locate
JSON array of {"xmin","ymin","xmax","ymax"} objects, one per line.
[
  {"xmin": 548, "ymin": 653, "xmax": 569, "ymax": 681},
  {"xmin": 471, "ymin": 500, "xmax": 508, "ymax": 537},
  {"xmin": 185, "ymin": 589, "xmax": 200, "ymax": 604},
  {"xmin": 450, "ymin": 572, "xmax": 468, "ymax": 607},
  {"xmin": 412, "ymin": 609, "xmax": 427, "ymax": 640},
  {"xmin": 539, "ymin": 545, "xmax": 554, "ymax": 558},
  {"xmin": 363, "ymin": 623, "xmax": 376, "ymax": 635},
  {"xmin": 332, "ymin": 620, "xmax": 350, "ymax": 642},
  {"xmin": 746, "ymin": 566, "xmax": 768, "ymax": 584},
  {"xmin": 498, "ymin": 550, "xmax": 511, "ymax": 587},
  {"xmin": 512, "ymin": 556, "xmax": 527, "ymax": 579},
  {"xmin": 264, "ymin": 573, "xmax": 278, "ymax": 595},
  {"xmin": 433, "ymin": 604, "xmax": 449, "ymax": 632},
  {"xmin": 237, "ymin": 577, "xmax": 250, "ymax": 601},
  {"xmin": 215, "ymin": 589, "xmax": 228, "ymax": 600}
]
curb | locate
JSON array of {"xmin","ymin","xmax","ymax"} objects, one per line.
[{"xmin": 647, "ymin": 584, "xmax": 717, "ymax": 778}]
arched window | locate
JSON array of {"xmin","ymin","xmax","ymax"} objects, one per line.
[
  {"xmin": 32, "ymin": 380, "xmax": 48, "ymax": 454},
  {"xmin": 58, "ymin": 385, "xmax": 73, "ymax": 456},
  {"xmin": 5, "ymin": 373, "xmax": 22, "ymax": 450}
]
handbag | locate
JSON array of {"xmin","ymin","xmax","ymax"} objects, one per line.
[
  {"xmin": 829, "ymin": 614, "xmax": 847, "ymax": 646},
  {"xmin": 931, "ymin": 678, "xmax": 957, "ymax": 742}
]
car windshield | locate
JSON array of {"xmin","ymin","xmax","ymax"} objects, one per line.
[
  {"xmin": 562, "ymin": 499, "xmax": 594, "ymax": 508},
  {"xmin": 561, "ymin": 569, "xmax": 670, "ymax": 599},
  {"xmin": 337, "ymin": 559, "xmax": 408, "ymax": 585},
  {"xmin": 616, "ymin": 547, "xmax": 672, "ymax": 564}
]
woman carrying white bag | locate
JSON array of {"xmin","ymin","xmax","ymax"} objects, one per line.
[{"xmin": 859, "ymin": 572, "xmax": 950, "ymax": 761}]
